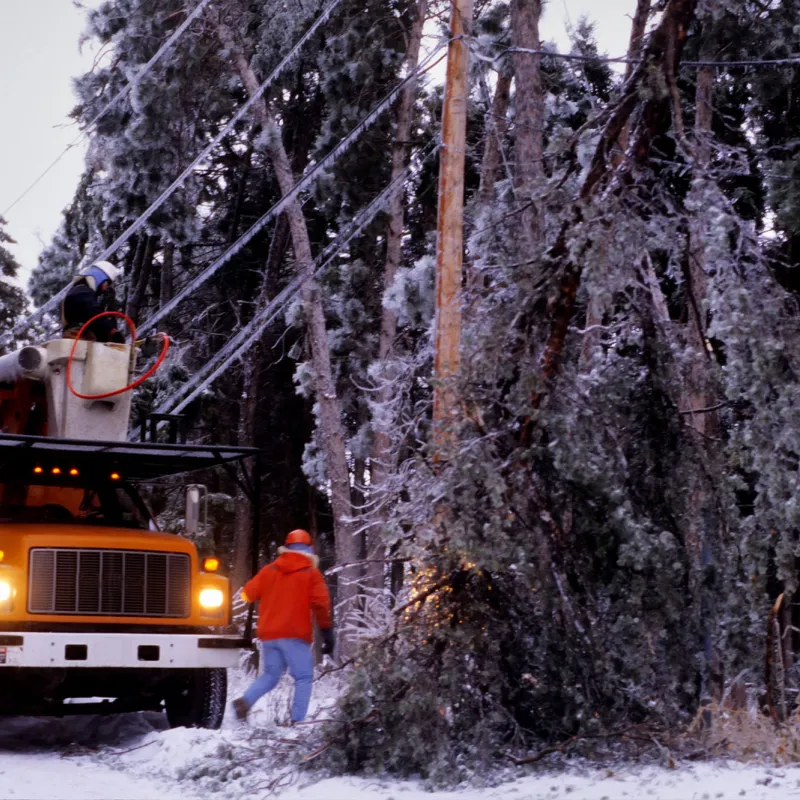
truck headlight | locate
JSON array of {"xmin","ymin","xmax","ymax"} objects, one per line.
[
  {"xmin": 199, "ymin": 588, "xmax": 224, "ymax": 610},
  {"xmin": 0, "ymin": 580, "xmax": 12, "ymax": 612}
]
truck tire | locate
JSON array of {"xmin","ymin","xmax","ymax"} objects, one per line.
[{"xmin": 165, "ymin": 668, "xmax": 227, "ymax": 729}]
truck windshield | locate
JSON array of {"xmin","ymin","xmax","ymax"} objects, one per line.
[{"xmin": 0, "ymin": 483, "xmax": 155, "ymax": 530}]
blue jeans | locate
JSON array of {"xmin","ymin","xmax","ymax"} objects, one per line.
[{"xmin": 241, "ymin": 638, "xmax": 314, "ymax": 722}]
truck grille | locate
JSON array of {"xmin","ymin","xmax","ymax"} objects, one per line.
[{"xmin": 28, "ymin": 549, "xmax": 191, "ymax": 618}]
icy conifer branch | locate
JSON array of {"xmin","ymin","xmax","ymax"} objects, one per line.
[
  {"xmin": 156, "ymin": 139, "xmax": 439, "ymax": 415},
  {"xmin": 141, "ymin": 44, "xmax": 446, "ymax": 336}
]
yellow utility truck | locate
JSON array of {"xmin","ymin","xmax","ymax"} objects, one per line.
[{"xmin": 0, "ymin": 337, "xmax": 257, "ymax": 727}]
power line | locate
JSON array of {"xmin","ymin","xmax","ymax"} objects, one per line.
[
  {"xmin": 162, "ymin": 140, "xmax": 437, "ymax": 414},
  {"xmin": 138, "ymin": 43, "xmax": 447, "ymax": 335},
  {"xmin": 1, "ymin": 0, "xmax": 213, "ymax": 221},
  {"xmin": 3, "ymin": 0, "xmax": 346, "ymax": 348},
  {"xmin": 497, "ymin": 45, "xmax": 800, "ymax": 68},
  {"xmin": 158, "ymin": 139, "xmax": 439, "ymax": 416}
]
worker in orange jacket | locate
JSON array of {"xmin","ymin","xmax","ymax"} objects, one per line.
[{"xmin": 232, "ymin": 529, "xmax": 333, "ymax": 722}]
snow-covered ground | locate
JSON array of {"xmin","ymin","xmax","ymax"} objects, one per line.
[
  {"xmin": 0, "ymin": 713, "xmax": 194, "ymax": 800},
  {"xmin": 1, "ymin": 669, "xmax": 800, "ymax": 800},
  {"xmin": 282, "ymin": 766, "xmax": 800, "ymax": 800}
]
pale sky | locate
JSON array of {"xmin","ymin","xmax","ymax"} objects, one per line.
[
  {"xmin": 0, "ymin": 0, "xmax": 102, "ymax": 288},
  {"xmin": 0, "ymin": 0, "xmax": 635, "ymax": 290}
]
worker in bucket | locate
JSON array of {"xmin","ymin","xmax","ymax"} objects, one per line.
[
  {"xmin": 62, "ymin": 260, "xmax": 125, "ymax": 343},
  {"xmin": 233, "ymin": 529, "xmax": 334, "ymax": 723}
]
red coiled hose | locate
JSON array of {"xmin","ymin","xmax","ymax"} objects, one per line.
[{"xmin": 66, "ymin": 311, "xmax": 170, "ymax": 400}]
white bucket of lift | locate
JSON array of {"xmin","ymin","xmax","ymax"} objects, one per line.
[{"xmin": 41, "ymin": 339, "xmax": 135, "ymax": 442}]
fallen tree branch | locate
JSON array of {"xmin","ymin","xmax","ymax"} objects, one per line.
[
  {"xmin": 503, "ymin": 735, "xmax": 581, "ymax": 765},
  {"xmin": 302, "ymin": 742, "xmax": 332, "ymax": 763},
  {"xmin": 503, "ymin": 725, "xmax": 661, "ymax": 765}
]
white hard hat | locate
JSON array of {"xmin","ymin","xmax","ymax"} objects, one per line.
[{"xmin": 85, "ymin": 260, "xmax": 123, "ymax": 284}]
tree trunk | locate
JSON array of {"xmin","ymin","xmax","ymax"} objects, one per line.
[
  {"xmin": 124, "ymin": 235, "xmax": 147, "ymax": 318},
  {"xmin": 232, "ymin": 212, "xmax": 294, "ymax": 591},
  {"xmin": 683, "ymin": 58, "xmax": 717, "ymax": 436},
  {"xmin": 232, "ymin": 344, "xmax": 260, "ymax": 586},
  {"xmin": 536, "ymin": 0, "xmax": 699, "ymax": 393},
  {"xmin": 126, "ymin": 235, "xmax": 158, "ymax": 325},
  {"xmin": 615, "ymin": 0, "xmax": 652, "ymax": 159},
  {"xmin": 215, "ymin": 14, "xmax": 359, "ymax": 653},
  {"xmin": 511, "ymin": 0, "xmax": 545, "ymax": 246},
  {"xmin": 476, "ymin": 66, "xmax": 513, "ymax": 207},
  {"xmin": 365, "ymin": 0, "xmax": 427, "ymax": 593},
  {"xmin": 229, "ymin": 145, "xmax": 253, "ymax": 245},
  {"xmin": 685, "ymin": 58, "xmax": 721, "ymax": 707},
  {"xmin": 160, "ymin": 243, "xmax": 174, "ymax": 307},
  {"xmin": 581, "ymin": 0, "xmax": 652, "ymax": 366}
]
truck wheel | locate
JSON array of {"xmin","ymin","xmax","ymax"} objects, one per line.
[{"xmin": 165, "ymin": 668, "xmax": 227, "ymax": 729}]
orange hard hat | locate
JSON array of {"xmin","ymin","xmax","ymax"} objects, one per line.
[{"xmin": 285, "ymin": 529, "xmax": 313, "ymax": 547}]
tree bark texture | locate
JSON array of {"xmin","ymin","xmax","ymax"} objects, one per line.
[
  {"xmin": 433, "ymin": 0, "xmax": 472, "ymax": 457},
  {"xmin": 230, "ymin": 220, "xmax": 290, "ymax": 592},
  {"xmin": 684, "ymin": 62, "xmax": 716, "ymax": 439},
  {"xmin": 685, "ymin": 57, "xmax": 722, "ymax": 703},
  {"xmin": 511, "ymin": 0, "xmax": 545, "ymax": 247},
  {"xmin": 126, "ymin": 234, "xmax": 158, "ymax": 325},
  {"xmin": 232, "ymin": 341, "xmax": 260, "ymax": 590},
  {"xmin": 124, "ymin": 235, "xmax": 147, "ymax": 320},
  {"xmin": 366, "ymin": 0, "xmax": 428, "ymax": 592},
  {"xmin": 215, "ymin": 12, "xmax": 359, "ymax": 653},
  {"xmin": 615, "ymin": 0, "xmax": 652, "ymax": 159},
  {"xmin": 476, "ymin": 66, "xmax": 513, "ymax": 207},
  {"xmin": 160, "ymin": 243, "xmax": 174, "ymax": 307}
]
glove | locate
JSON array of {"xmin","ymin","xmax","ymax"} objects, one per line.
[
  {"xmin": 320, "ymin": 628, "xmax": 335, "ymax": 656},
  {"xmin": 100, "ymin": 286, "xmax": 119, "ymax": 312},
  {"xmin": 139, "ymin": 335, "xmax": 160, "ymax": 358}
]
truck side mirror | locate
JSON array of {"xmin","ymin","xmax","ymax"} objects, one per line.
[{"xmin": 185, "ymin": 484, "xmax": 206, "ymax": 536}]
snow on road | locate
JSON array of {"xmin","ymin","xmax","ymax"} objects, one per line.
[
  {"xmin": 0, "ymin": 750, "xmax": 184, "ymax": 800},
  {"xmin": 0, "ymin": 714, "xmax": 194, "ymax": 800}
]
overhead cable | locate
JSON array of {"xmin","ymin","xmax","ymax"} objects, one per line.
[
  {"xmin": 498, "ymin": 45, "xmax": 800, "ymax": 68},
  {"xmin": 158, "ymin": 139, "xmax": 440, "ymax": 416},
  {"xmin": 139, "ymin": 43, "xmax": 447, "ymax": 335},
  {"xmin": 4, "ymin": 0, "xmax": 346, "ymax": 347},
  {"xmin": 1, "ymin": 0, "xmax": 213, "ymax": 221}
]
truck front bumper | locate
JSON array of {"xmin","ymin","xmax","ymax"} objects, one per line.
[{"xmin": 0, "ymin": 632, "xmax": 245, "ymax": 669}]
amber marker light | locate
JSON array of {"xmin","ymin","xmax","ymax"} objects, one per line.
[
  {"xmin": 110, "ymin": 472, "xmax": 121, "ymax": 481},
  {"xmin": 0, "ymin": 551, "xmax": 5, "ymax": 563},
  {"xmin": 203, "ymin": 557, "xmax": 220, "ymax": 573},
  {"xmin": 33, "ymin": 466, "xmax": 43, "ymax": 475},
  {"xmin": 51, "ymin": 467, "xmax": 62, "ymax": 476},
  {"xmin": 69, "ymin": 468, "xmax": 79, "ymax": 477}
]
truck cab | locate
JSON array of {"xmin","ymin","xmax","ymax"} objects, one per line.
[{"xmin": 0, "ymin": 338, "xmax": 256, "ymax": 727}]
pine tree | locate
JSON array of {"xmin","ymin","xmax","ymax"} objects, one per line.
[
  {"xmin": 28, "ymin": 0, "xmax": 800, "ymax": 774},
  {"xmin": 0, "ymin": 217, "xmax": 26, "ymax": 342}
]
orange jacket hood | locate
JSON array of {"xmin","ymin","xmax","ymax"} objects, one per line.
[
  {"xmin": 242, "ymin": 550, "xmax": 332, "ymax": 643},
  {"xmin": 274, "ymin": 547, "xmax": 320, "ymax": 571}
]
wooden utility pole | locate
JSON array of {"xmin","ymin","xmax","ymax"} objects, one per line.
[{"xmin": 432, "ymin": 0, "xmax": 473, "ymax": 456}]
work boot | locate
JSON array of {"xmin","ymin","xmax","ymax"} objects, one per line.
[{"xmin": 232, "ymin": 697, "xmax": 249, "ymax": 721}]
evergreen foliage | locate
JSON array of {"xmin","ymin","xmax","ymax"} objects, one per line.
[
  {"xmin": 327, "ymin": 0, "xmax": 800, "ymax": 780},
  {"xmin": 0, "ymin": 217, "xmax": 26, "ymax": 337},
  {"xmin": 11, "ymin": 0, "xmax": 800, "ymax": 781}
]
